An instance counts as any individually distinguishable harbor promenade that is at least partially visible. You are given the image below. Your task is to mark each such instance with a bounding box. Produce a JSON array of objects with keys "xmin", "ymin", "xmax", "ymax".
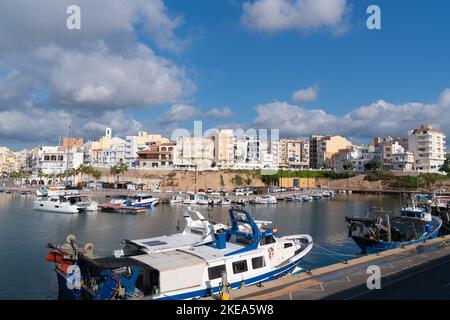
[{"xmin": 205, "ymin": 235, "xmax": 450, "ymax": 300}]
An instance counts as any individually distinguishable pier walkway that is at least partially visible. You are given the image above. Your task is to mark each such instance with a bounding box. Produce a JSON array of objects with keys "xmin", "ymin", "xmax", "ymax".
[{"xmin": 205, "ymin": 235, "xmax": 450, "ymax": 300}]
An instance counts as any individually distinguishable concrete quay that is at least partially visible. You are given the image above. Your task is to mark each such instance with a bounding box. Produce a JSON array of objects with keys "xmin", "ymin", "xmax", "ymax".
[{"xmin": 205, "ymin": 235, "xmax": 450, "ymax": 300}]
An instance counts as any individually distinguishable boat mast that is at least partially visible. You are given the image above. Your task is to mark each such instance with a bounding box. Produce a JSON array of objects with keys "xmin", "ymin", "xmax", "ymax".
[
  {"xmin": 386, "ymin": 213, "xmax": 391, "ymax": 242},
  {"xmin": 65, "ymin": 123, "xmax": 72, "ymax": 187}
]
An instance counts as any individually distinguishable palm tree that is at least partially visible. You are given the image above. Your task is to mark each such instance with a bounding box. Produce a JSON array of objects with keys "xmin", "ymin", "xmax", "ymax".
[
  {"xmin": 110, "ymin": 163, "xmax": 128, "ymax": 182},
  {"xmin": 77, "ymin": 164, "xmax": 91, "ymax": 187},
  {"xmin": 110, "ymin": 165, "xmax": 120, "ymax": 182},
  {"xmin": 91, "ymin": 169, "xmax": 102, "ymax": 181}
]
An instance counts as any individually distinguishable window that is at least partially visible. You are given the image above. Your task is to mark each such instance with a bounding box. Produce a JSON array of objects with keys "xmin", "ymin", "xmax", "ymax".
[
  {"xmin": 208, "ymin": 265, "xmax": 226, "ymax": 280},
  {"xmin": 236, "ymin": 236, "xmax": 252, "ymax": 245},
  {"xmin": 232, "ymin": 260, "xmax": 248, "ymax": 274},
  {"xmin": 284, "ymin": 243, "xmax": 293, "ymax": 249},
  {"xmin": 252, "ymin": 256, "xmax": 265, "ymax": 270},
  {"xmin": 260, "ymin": 236, "xmax": 276, "ymax": 246}
]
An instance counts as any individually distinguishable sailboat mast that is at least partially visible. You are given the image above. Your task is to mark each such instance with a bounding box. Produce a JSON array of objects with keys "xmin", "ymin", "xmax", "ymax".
[{"xmin": 65, "ymin": 124, "xmax": 72, "ymax": 186}]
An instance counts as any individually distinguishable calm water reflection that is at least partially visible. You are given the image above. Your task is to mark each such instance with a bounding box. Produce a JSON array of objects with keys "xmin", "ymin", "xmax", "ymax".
[{"xmin": 0, "ymin": 193, "xmax": 401, "ymax": 299}]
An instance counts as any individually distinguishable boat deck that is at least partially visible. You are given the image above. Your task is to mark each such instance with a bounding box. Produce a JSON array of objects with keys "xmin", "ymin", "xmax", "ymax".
[
  {"xmin": 130, "ymin": 233, "xmax": 205, "ymax": 253},
  {"xmin": 179, "ymin": 241, "xmax": 265, "ymax": 262}
]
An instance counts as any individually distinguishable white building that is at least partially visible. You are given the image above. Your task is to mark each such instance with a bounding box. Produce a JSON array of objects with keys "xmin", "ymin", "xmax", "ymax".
[
  {"xmin": 332, "ymin": 144, "xmax": 376, "ymax": 171},
  {"xmin": 408, "ymin": 124, "xmax": 446, "ymax": 172},
  {"xmin": 234, "ymin": 139, "xmax": 248, "ymax": 165},
  {"xmin": 245, "ymin": 136, "xmax": 260, "ymax": 164},
  {"xmin": 391, "ymin": 152, "xmax": 415, "ymax": 172},
  {"xmin": 379, "ymin": 139, "xmax": 406, "ymax": 170},
  {"xmin": 31, "ymin": 146, "xmax": 83, "ymax": 176},
  {"xmin": 84, "ymin": 128, "xmax": 126, "ymax": 168},
  {"xmin": 173, "ymin": 137, "xmax": 215, "ymax": 170}
]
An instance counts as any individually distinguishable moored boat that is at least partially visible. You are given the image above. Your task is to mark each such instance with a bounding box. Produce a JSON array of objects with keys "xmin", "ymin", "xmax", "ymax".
[
  {"xmin": 345, "ymin": 197, "xmax": 442, "ymax": 254},
  {"xmin": 250, "ymin": 195, "xmax": 277, "ymax": 204},
  {"xmin": 311, "ymin": 194, "xmax": 321, "ymax": 200},
  {"xmin": 34, "ymin": 194, "xmax": 98, "ymax": 214},
  {"xmin": 34, "ymin": 195, "xmax": 81, "ymax": 214},
  {"xmin": 170, "ymin": 195, "xmax": 184, "ymax": 204},
  {"xmin": 45, "ymin": 207, "xmax": 313, "ymax": 300},
  {"xmin": 117, "ymin": 194, "xmax": 159, "ymax": 208}
]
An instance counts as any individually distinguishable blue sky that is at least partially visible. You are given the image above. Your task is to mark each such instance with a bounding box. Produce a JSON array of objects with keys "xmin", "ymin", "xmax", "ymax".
[{"xmin": 1, "ymin": 0, "xmax": 450, "ymax": 150}]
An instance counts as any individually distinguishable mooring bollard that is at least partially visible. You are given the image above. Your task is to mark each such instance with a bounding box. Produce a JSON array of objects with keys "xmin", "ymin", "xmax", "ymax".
[{"xmin": 219, "ymin": 272, "xmax": 231, "ymax": 300}]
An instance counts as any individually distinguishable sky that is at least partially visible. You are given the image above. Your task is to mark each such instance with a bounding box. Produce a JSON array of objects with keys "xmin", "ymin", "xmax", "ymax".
[{"xmin": 0, "ymin": 0, "xmax": 450, "ymax": 150}]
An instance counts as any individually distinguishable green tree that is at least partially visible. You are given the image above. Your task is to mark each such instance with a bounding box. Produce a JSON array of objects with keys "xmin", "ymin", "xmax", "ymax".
[
  {"xmin": 110, "ymin": 163, "xmax": 128, "ymax": 182},
  {"xmin": 343, "ymin": 162, "xmax": 354, "ymax": 171},
  {"xmin": 439, "ymin": 159, "xmax": 450, "ymax": 174},
  {"xmin": 364, "ymin": 160, "xmax": 381, "ymax": 172},
  {"xmin": 231, "ymin": 175, "xmax": 244, "ymax": 186},
  {"xmin": 91, "ymin": 169, "xmax": 102, "ymax": 181}
]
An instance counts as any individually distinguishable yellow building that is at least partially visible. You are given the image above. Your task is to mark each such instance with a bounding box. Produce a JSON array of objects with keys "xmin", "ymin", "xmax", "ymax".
[
  {"xmin": 310, "ymin": 135, "xmax": 352, "ymax": 169},
  {"xmin": 0, "ymin": 147, "xmax": 22, "ymax": 174},
  {"xmin": 214, "ymin": 129, "xmax": 235, "ymax": 168}
]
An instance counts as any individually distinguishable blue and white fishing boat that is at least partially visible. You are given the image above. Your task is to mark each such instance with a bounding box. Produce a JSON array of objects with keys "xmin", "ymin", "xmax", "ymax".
[
  {"xmin": 345, "ymin": 196, "xmax": 442, "ymax": 254},
  {"xmin": 111, "ymin": 194, "xmax": 159, "ymax": 208},
  {"xmin": 45, "ymin": 207, "xmax": 313, "ymax": 300}
]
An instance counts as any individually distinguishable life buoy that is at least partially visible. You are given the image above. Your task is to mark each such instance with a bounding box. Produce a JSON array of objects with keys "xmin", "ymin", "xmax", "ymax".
[{"xmin": 268, "ymin": 247, "xmax": 274, "ymax": 259}]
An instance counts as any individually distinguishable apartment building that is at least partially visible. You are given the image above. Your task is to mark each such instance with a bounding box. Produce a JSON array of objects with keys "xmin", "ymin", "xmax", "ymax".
[
  {"xmin": 137, "ymin": 143, "xmax": 175, "ymax": 169},
  {"xmin": 84, "ymin": 128, "xmax": 126, "ymax": 168},
  {"xmin": 31, "ymin": 146, "xmax": 83, "ymax": 175},
  {"xmin": 173, "ymin": 137, "xmax": 215, "ymax": 170},
  {"xmin": 125, "ymin": 131, "xmax": 170, "ymax": 167},
  {"xmin": 279, "ymin": 139, "xmax": 309, "ymax": 169},
  {"xmin": 309, "ymin": 135, "xmax": 352, "ymax": 169},
  {"xmin": 332, "ymin": 144, "xmax": 375, "ymax": 171},
  {"xmin": 0, "ymin": 147, "xmax": 22, "ymax": 174},
  {"xmin": 408, "ymin": 124, "xmax": 446, "ymax": 172},
  {"xmin": 213, "ymin": 129, "xmax": 235, "ymax": 169}
]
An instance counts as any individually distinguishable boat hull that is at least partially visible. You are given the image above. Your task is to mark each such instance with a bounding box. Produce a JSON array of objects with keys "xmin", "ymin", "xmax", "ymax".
[
  {"xmin": 56, "ymin": 251, "xmax": 308, "ymax": 301},
  {"xmin": 33, "ymin": 201, "xmax": 79, "ymax": 214},
  {"xmin": 351, "ymin": 218, "xmax": 442, "ymax": 254}
]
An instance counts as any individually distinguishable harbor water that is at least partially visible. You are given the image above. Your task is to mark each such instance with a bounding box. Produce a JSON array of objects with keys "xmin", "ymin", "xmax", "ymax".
[{"xmin": 0, "ymin": 193, "xmax": 402, "ymax": 300}]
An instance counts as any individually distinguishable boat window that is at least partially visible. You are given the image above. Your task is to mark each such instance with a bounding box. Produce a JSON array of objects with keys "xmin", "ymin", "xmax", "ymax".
[
  {"xmin": 208, "ymin": 265, "xmax": 226, "ymax": 280},
  {"xmin": 284, "ymin": 243, "xmax": 293, "ymax": 249},
  {"xmin": 236, "ymin": 236, "xmax": 252, "ymax": 245},
  {"xmin": 251, "ymin": 256, "xmax": 265, "ymax": 270},
  {"xmin": 232, "ymin": 260, "xmax": 248, "ymax": 274},
  {"xmin": 260, "ymin": 236, "xmax": 276, "ymax": 246}
]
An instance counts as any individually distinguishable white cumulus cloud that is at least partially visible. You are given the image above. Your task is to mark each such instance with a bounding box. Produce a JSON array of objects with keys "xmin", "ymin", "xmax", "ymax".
[
  {"xmin": 40, "ymin": 44, "xmax": 195, "ymax": 108},
  {"xmin": 292, "ymin": 86, "xmax": 319, "ymax": 102},
  {"xmin": 241, "ymin": 0, "xmax": 350, "ymax": 34},
  {"xmin": 158, "ymin": 104, "xmax": 200, "ymax": 124},
  {"xmin": 206, "ymin": 106, "xmax": 235, "ymax": 118},
  {"xmin": 253, "ymin": 88, "xmax": 450, "ymax": 140}
]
